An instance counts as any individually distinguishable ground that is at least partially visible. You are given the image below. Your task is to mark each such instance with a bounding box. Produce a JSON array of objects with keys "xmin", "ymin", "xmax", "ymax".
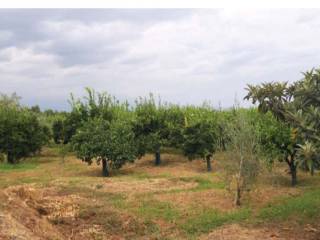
[{"xmin": 0, "ymin": 147, "xmax": 319, "ymax": 240}]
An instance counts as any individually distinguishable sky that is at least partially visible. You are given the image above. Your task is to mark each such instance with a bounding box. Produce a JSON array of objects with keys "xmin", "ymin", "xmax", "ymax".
[{"xmin": 1, "ymin": 9, "xmax": 320, "ymax": 110}]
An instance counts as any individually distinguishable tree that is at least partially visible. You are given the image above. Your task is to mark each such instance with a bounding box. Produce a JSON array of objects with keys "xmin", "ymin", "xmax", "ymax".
[
  {"xmin": 255, "ymin": 112, "xmax": 300, "ymax": 186},
  {"xmin": 71, "ymin": 118, "xmax": 137, "ymax": 177},
  {"xmin": 52, "ymin": 119, "xmax": 64, "ymax": 144},
  {"xmin": 30, "ymin": 105, "xmax": 41, "ymax": 113},
  {"xmin": 223, "ymin": 108, "xmax": 260, "ymax": 206},
  {"xmin": 180, "ymin": 104, "xmax": 219, "ymax": 171},
  {"xmin": 297, "ymin": 141, "xmax": 317, "ymax": 176},
  {"xmin": 68, "ymin": 88, "xmax": 136, "ymax": 176},
  {"xmin": 245, "ymin": 67, "xmax": 320, "ymax": 185},
  {"xmin": 133, "ymin": 95, "xmax": 166, "ymax": 166},
  {"xmin": 245, "ymin": 82, "xmax": 301, "ymax": 186},
  {"xmin": 0, "ymin": 94, "xmax": 49, "ymax": 164},
  {"xmin": 63, "ymin": 88, "xmax": 129, "ymax": 144},
  {"xmin": 182, "ymin": 117, "xmax": 217, "ymax": 172}
]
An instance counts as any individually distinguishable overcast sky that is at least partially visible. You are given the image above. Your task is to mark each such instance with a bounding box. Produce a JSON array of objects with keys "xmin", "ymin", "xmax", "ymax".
[{"xmin": 1, "ymin": 9, "xmax": 320, "ymax": 110}]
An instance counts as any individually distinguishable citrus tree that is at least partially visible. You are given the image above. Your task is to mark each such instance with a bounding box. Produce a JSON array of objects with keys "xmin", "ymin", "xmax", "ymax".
[
  {"xmin": 182, "ymin": 105, "xmax": 218, "ymax": 171},
  {"xmin": 0, "ymin": 94, "xmax": 49, "ymax": 164},
  {"xmin": 71, "ymin": 118, "xmax": 136, "ymax": 177},
  {"xmin": 133, "ymin": 95, "xmax": 185, "ymax": 166},
  {"xmin": 69, "ymin": 88, "xmax": 137, "ymax": 176}
]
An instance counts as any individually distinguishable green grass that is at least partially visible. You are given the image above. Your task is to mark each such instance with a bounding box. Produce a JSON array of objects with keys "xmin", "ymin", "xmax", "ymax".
[
  {"xmin": 0, "ymin": 162, "xmax": 39, "ymax": 171},
  {"xmin": 137, "ymin": 199, "xmax": 180, "ymax": 222},
  {"xmin": 175, "ymin": 176, "xmax": 225, "ymax": 192},
  {"xmin": 181, "ymin": 207, "xmax": 251, "ymax": 236},
  {"xmin": 258, "ymin": 189, "xmax": 320, "ymax": 220}
]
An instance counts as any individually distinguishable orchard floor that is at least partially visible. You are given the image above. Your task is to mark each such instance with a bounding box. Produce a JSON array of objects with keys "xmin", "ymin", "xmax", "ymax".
[{"xmin": 0, "ymin": 147, "xmax": 320, "ymax": 240}]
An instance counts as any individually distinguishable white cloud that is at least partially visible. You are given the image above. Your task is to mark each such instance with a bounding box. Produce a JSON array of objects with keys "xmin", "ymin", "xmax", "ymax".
[{"xmin": 1, "ymin": 9, "xmax": 320, "ymax": 110}]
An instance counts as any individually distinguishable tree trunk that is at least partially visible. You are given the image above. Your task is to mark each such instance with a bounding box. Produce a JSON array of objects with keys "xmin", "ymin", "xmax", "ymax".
[
  {"xmin": 290, "ymin": 163, "xmax": 297, "ymax": 186},
  {"xmin": 102, "ymin": 159, "xmax": 109, "ymax": 177},
  {"xmin": 234, "ymin": 182, "xmax": 241, "ymax": 206},
  {"xmin": 235, "ymin": 149, "xmax": 244, "ymax": 206},
  {"xmin": 155, "ymin": 149, "xmax": 161, "ymax": 166},
  {"xmin": 310, "ymin": 161, "xmax": 314, "ymax": 176},
  {"xmin": 285, "ymin": 153, "xmax": 298, "ymax": 187},
  {"xmin": 7, "ymin": 152, "xmax": 15, "ymax": 164},
  {"xmin": 221, "ymin": 139, "xmax": 226, "ymax": 151},
  {"xmin": 206, "ymin": 155, "xmax": 212, "ymax": 172}
]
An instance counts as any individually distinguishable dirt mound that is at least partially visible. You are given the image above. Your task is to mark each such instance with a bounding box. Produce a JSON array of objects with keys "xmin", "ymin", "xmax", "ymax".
[
  {"xmin": 0, "ymin": 185, "xmax": 159, "ymax": 240},
  {"xmin": 0, "ymin": 185, "xmax": 82, "ymax": 240}
]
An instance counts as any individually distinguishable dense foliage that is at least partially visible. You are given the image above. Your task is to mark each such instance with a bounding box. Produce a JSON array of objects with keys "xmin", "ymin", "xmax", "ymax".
[
  {"xmin": 0, "ymin": 94, "xmax": 50, "ymax": 164},
  {"xmin": 133, "ymin": 95, "xmax": 185, "ymax": 165},
  {"xmin": 68, "ymin": 88, "xmax": 137, "ymax": 176},
  {"xmin": 245, "ymin": 67, "xmax": 320, "ymax": 185},
  {"xmin": 182, "ymin": 106, "xmax": 218, "ymax": 171},
  {"xmin": 71, "ymin": 118, "xmax": 136, "ymax": 176}
]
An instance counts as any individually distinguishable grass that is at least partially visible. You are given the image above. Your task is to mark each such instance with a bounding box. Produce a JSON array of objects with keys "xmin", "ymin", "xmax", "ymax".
[
  {"xmin": 191, "ymin": 176, "xmax": 225, "ymax": 191},
  {"xmin": 137, "ymin": 199, "xmax": 180, "ymax": 222},
  {"xmin": 0, "ymin": 162, "xmax": 39, "ymax": 171},
  {"xmin": 258, "ymin": 189, "xmax": 320, "ymax": 220},
  {"xmin": 1, "ymin": 148, "xmax": 320, "ymax": 239},
  {"xmin": 166, "ymin": 176, "xmax": 225, "ymax": 194},
  {"xmin": 181, "ymin": 207, "xmax": 251, "ymax": 236}
]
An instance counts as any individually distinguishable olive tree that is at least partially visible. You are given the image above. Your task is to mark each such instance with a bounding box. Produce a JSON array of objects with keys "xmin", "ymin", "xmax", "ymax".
[{"xmin": 223, "ymin": 108, "xmax": 261, "ymax": 206}]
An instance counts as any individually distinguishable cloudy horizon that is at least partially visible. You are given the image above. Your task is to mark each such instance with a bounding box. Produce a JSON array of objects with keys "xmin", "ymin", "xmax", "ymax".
[{"xmin": 0, "ymin": 9, "xmax": 320, "ymax": 110}]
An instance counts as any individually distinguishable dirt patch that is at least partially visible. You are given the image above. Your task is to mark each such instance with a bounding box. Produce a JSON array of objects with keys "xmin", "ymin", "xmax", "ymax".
[
  {"xmin": 199, "ymin": 223, "xmax": 320, "ymax": 240},
  {"xmin": 201, "ymin": 223, "xmax": 320, "ymax": 240}
]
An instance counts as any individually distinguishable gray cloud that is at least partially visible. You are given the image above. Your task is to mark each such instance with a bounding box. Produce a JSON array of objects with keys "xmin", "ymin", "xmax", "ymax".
[{"xmin": 0, "ymin": 9, "xmax": 320, "ymax": 110}]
